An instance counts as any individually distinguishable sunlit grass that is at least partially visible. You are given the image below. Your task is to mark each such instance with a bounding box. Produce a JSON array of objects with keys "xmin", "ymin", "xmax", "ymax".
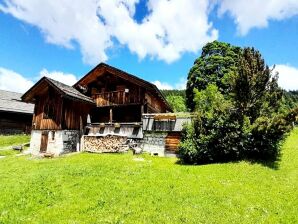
[{"xmin": 0, "ymin": 130, "xmax": 297, "ymax": 223}]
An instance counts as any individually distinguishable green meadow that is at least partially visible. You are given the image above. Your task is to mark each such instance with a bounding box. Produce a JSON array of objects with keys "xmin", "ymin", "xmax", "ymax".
[{"xmin": 0, "ymin": 130, "xmax": 297, "ymax": 223}]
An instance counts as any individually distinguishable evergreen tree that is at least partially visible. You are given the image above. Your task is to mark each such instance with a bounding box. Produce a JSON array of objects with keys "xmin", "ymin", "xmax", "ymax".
[{"xmin": 186, "ymin": 41, "xmax": 241, "ymax": 111}]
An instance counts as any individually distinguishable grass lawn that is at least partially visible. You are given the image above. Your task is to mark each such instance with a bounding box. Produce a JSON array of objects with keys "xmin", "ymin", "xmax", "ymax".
[
  {"xmin": 0, "ymin": 130, "xmax": 297, "ymax": 223},
  {"xmin": 0, "ymin": 134, "xmax": 30, "ymax": 156},
  {"xmin": 0, "ymin": 134, "xmax": 30, "ymax": 149}
]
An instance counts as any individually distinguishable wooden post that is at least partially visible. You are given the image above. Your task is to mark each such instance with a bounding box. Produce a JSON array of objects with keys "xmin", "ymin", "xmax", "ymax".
[
  {"xmin": 109, "ymin": 108, "xmax": 113, "ymax": 123},
  {"xmin": 141, "ymin": 105, "xmax": 144, "ymax": 115}
]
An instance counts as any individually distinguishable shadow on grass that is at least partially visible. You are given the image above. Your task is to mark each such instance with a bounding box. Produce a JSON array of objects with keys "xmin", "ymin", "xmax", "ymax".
[
  {"xmin": 245, "ymin": 157, "xmax": 280, "ymax": 170},
  {"xmin": 175, "ymin": 156, "xmax": 281, "ymax": 170}
]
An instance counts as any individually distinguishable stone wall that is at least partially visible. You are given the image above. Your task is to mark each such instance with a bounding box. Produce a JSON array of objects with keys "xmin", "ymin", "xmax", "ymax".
[
  {"xmin": 29, "ymin": 130, "xmax": 42, "ymax": 155},
  {"xmin": 140, "ymin": 132, "xmax": 167, "ymax": 156},
  {"xmin": 29, "ymin": 130, "xmax": 80, "ymax": 156}
]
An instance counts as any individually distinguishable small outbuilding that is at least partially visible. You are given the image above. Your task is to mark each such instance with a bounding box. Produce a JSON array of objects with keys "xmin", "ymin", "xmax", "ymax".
[
  {"xmin": 0, "ymin": 90, "xmax": 34, "ymax": 134},
  {"xmin": 22, "ymin": 77, "xmax": 95, "ymax": 155}
]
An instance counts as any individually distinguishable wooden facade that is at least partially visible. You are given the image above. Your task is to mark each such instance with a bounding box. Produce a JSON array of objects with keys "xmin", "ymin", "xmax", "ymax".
[
  {"xmin": 20, "ymin": 63, "xmax": 177, "ymax": 156},
  {"xmin": 74, "ymin": 63, "xmax": 172, "ymax": 123},
  {"xmin": 22, "ymin": 63, "xmax": 171, "ymax": 131},
  {"xmin": 22, "ymin": 77, "xmax": 95, "ymax": 131},
  {"xmin": 0, "ymin": 111, "xmax": 32, "ymax": 134},
  {"xmin": 0, "ymin": 90, "xmax": 34, "ymax": 134}
]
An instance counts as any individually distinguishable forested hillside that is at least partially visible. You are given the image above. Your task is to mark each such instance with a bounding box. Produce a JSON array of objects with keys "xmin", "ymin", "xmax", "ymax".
[{"xmin": 161, "ymin": 89, "xmax": 298, "ymax": 113}]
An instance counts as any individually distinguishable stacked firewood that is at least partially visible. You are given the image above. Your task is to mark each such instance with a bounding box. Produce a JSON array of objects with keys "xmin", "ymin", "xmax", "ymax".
[{"xmin": 83, "ymin": 135, "xmax": 129, "ymax": 153}]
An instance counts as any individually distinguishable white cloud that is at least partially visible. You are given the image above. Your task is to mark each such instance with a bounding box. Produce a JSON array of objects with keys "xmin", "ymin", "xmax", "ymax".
[
  {"xmin": 218, "ymin": 0, "xmax": 298, "ymax": 35},
  {"xmin": 152, "ymin": 77, "xmax": 186, "ymax": 90},
  {"xmin": 98, "ymin": 0, "xmax": 218, "ymax": 63},
  {"xmin": 274, "ymin": 64, "xmax": 298, "ymax": 91},
  {"xmin": 0, "ymin": 0, "xmax": 217, "ymax": 64},
  {"xmin": 0, "ymin": 67, "xmax": 34, "ymax": 93},
  {"xmin": 0, "ymin": 0, "xmax": 111, "ymax": 65},
  {"xmin": 152, "ymin": 80, "xmax": 174, "ymax": 90},
  {"xmin": 39, "ymin": 69, "xmax": 77, "ymax": 86},
  {"xmin": 0, "ymin": 67, "xmax": 77, "ymax": 93}
]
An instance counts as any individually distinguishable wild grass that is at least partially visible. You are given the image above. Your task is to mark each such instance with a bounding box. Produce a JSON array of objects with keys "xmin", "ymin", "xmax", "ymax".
[{"xmin": 0, "ymin": 130, "xmax": 297, "ymax": 223}]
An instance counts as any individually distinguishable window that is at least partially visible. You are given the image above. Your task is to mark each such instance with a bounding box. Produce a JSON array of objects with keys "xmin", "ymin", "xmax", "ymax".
[
  {"xmin": 51, "ymin": 131, "xmax": 55, "ymax": 140},
  {"xmin": 44, "ymin": 103, "xmax": 55, "ymax": 120},
  {"xmin": 153, "ymin": 120, "xmax": 175, "ymax": 131}
]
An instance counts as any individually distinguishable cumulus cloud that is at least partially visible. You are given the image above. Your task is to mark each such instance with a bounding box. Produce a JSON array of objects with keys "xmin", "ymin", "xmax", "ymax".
[
  {"xmin": 39, "ymin": 69, "xmax": 78, "ymax": 86},
  {"xmin": 274, "ymin": 64, "xmax": 298, "ymax": 91},
  {"xmin": 0, "ymin": 67, "xmax": 34, "ymax": 93},
  {"xmin": 0, "ymin": 0, "xmax": 111, "ymax": 65},
  {"xmin": 218, "ymin": 0, "xmax": 298, "ymax": 35},
  {"xmin": 0, "ymin": 67, "xmax": 77, "ymax": 93},
  {"xmin": 152, "ymin": 77, "xmax": 186, "ymax": 90},
  {"xmin": 0, "ymin": 0, "xmax": 217, "ymax": 64}
]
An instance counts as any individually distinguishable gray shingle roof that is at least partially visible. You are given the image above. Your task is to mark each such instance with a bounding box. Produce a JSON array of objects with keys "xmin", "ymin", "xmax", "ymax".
[
  {"xmin": 46, "ymin": 77, "xmax": 94, "ymax": 104},
  {"xmin": 0, "ymin": 90, "xmax": 34, "ymax": 114}
]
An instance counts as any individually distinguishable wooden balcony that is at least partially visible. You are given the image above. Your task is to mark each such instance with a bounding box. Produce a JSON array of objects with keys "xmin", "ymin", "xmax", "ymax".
[{"xmin": 92, "ymin": 91, "xmax": 142, "ymax": 107}]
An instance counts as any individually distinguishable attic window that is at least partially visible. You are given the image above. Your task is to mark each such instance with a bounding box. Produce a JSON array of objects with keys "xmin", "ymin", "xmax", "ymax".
[{"xmin": 44, "ymin": 104, "xmax": 55, "ymax": 120}]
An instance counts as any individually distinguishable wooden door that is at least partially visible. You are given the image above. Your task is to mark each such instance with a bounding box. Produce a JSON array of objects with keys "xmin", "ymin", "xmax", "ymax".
[
  {"xmin": 165, "ymin": 132, "xmax": 181, "ymax": 153},
  {"xmin": 40, "ymin": 131, "xmax": 48, "ymax": 152}
]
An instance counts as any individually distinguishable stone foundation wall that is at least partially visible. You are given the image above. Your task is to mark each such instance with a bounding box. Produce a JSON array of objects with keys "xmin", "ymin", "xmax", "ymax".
[
  {"xmin": 61, "ymin": 130, "xmax": 80, "ymax": 154},
  {"xmin": 29, "ymin": 130, "xmax": 42, "ymax": 154},
  {"xmin": 29, "ymin": 130, "xmax": 80, "ymax": 156},
  {"xmin": 140, "ymin": 132, "xmax": 167, "ymax": 156}
]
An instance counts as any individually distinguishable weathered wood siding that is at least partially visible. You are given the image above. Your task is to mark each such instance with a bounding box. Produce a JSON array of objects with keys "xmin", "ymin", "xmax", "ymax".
[
  {"xmin": 165, "ymin": 132, "xmax": 181, "ymax": 152},
  {"xmin": 32, "ymin": 86, "xmax": 91, "ymax": 130},
  {"xmin": 33, "ymin": 88, "xmax": 63, "ymax": 130},
  {"xmin": 62, "ymin": 99, "xmax": 90, "ymax": 130},
  {"xmin": 0, "ymin": 111, "xmax": 32, "ymax": 134},
  {"xmin": 145, "ymin": 93, "xmax": 166, "ymax": 113}
]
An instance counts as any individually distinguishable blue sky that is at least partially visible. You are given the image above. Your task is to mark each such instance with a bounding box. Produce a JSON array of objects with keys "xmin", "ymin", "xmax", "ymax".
[{"xmin": 0, "ymin": 0, "xmax": 298, "ymax": 93}]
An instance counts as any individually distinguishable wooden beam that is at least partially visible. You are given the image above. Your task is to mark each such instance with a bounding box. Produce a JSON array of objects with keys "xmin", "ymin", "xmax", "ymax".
[
  {"xmin": 109, "ymin": 108, "xmax": 113, "ymax": 123},
  {"xmin": 154, "ymin": 114, "xmax": 176, "ymax": 120},
  {"xmin": 141, "ymin": 105, "xmax": 144, "ymax": 115}
]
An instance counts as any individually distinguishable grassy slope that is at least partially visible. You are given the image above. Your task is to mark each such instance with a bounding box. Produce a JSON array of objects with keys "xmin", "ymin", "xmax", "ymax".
[
  {"xmin": 0, "ymin": 135, "xmax": 30, "ymax": 156},
  {"xmin": 0, "ymin": 130, "xmax": 297, "ymax": 223},
  {"xmin": 0, "ymin": 135, "xmax": 30, "ymax": 148}
]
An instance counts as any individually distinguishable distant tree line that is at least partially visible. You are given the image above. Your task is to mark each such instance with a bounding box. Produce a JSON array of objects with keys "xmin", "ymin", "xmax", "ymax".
[
  {"xmin": 162, "ymin": 89, "xmax": 298, "ymax": 113},
  {"xmin": 161, "ymin": 90, "xmax": 187, "ymax": 112}
]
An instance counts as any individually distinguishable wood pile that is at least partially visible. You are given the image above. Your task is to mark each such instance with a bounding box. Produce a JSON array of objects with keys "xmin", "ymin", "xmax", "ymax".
[{"xmin": 83, "ymin": 135, "xmax": 129, "ymax": 153}]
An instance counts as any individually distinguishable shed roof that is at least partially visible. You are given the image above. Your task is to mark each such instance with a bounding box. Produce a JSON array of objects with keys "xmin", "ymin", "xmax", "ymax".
[
  {"xmin": 22, "ymin": 77, "xmax": 95, "ymax": 104},
  {"xmin": 0, "ymin": 89, "xmax": 34, "ymax": 114}
]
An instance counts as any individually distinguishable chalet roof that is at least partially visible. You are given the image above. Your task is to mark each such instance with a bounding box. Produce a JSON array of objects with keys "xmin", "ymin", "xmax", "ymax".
[
  {"xmin": 0, "ymin": 89, "xmax": 34, "ymax": 114},
  {"xmin": 22, "ymin": 77, "xmax": 95, "ymax": 104},
  {"xmin": 74, "ymin": 63, "xmax": 172, "ymax": 112}
]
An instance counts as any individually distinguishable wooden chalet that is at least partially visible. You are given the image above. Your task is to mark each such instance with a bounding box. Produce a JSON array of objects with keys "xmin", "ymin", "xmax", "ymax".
[{"xmin": 22, "ymin": 63, "xmax": 172, "ymax": 156}]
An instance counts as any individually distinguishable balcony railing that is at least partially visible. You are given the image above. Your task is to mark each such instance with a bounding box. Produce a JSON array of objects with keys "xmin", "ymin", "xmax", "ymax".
[{"xmin": 92, "ymin": 90, "xmax": 142, "ymax": 107}]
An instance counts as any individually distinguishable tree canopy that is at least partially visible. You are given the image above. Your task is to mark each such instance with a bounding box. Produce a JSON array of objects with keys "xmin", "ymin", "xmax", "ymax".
[{"xmin": 186, "ymin": 41, "xmax": 241, "ymax": 111}]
